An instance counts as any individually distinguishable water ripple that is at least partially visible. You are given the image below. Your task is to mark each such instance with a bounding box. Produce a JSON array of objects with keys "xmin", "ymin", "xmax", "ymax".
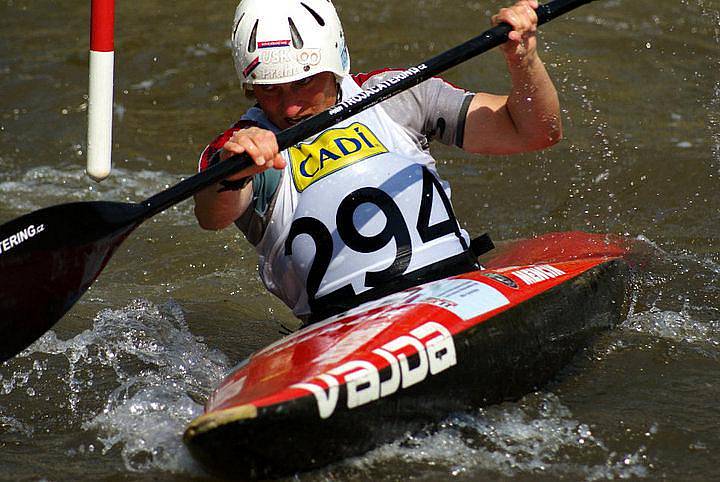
[
  {"xmin": 331, "ymin": 393, "xmax": 649, "ymax": 480},
  {"xmin": 0, "ymin": 165, "xmax": 193, "ymax": 222},
  {"xmin": 4, "ymin": 299, "xmax": 229, "ymax": 476}
]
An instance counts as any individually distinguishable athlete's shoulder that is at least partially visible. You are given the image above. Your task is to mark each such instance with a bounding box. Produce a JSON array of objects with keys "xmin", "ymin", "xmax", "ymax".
[
  {"xmin": 351, "ymin": 69, "xmax": 466, "ymax": 92},
  {"xmin": 351, "ymin": 69, "xmax": 398, "ymax": 88}
]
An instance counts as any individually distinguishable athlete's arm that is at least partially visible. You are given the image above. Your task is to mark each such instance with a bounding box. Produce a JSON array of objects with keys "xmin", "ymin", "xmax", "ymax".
[
  {"xmin": 462, "ymin": 0, "xmax": 562, "ymax": 155},
  {"xmin": 193, "ymin": 127, "xmax": 286, "ymax": 230}
]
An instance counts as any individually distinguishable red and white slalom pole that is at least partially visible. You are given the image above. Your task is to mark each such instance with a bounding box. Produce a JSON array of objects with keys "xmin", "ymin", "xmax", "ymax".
[{"xmin": 87, "ymin": 0, "xmax": 115, "ymax": 181}]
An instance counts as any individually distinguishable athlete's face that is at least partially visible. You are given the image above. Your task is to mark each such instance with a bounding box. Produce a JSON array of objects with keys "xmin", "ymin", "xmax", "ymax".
[{"xmin": 253, "ymin": 72, "xmax": 338, "ymax": 130}]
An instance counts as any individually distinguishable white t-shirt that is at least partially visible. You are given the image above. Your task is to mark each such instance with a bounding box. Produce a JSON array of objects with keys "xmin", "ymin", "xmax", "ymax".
[{"xmin": 198, "ymin": 71, "xmax": 476, "ymax": 319}]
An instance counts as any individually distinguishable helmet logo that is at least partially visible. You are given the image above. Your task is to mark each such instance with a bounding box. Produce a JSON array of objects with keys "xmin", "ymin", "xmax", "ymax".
[
  {"xmin": 242, "ymin": 57, "xmax": 261, "ymax": 78},
  {"xmin": 297, "ymin": 49, "xmax": 322, "ymax": 67},
  {"xmin": 258, "ymin": 39, "xmax": 292, "ymax": 49},
  {"xmin": 340, "ymin": 46, "xmax": 349, "ymax": 71},
  {"xmin": 261, "ymin": 49, "xmax": 293, "ymax": 65},
  {"xmin": 265, "ymin": 65, "xmax": 302, "ymax": 80}
]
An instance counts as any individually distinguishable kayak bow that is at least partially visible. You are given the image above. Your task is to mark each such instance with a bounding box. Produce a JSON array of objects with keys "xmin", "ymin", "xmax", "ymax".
[{"xmin": 184, "ymin": 231, "xmax": 631, "ymax": 478}]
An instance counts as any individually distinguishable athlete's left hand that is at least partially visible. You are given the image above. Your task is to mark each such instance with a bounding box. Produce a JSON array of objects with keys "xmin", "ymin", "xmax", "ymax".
[{"xmin": 492, "ymin": 0, "xmax": 539, "ymax": 64}]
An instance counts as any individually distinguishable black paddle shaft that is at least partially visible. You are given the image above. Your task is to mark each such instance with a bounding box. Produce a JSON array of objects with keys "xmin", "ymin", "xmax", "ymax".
[{"xmin": 0, "ymin": 0, "xmax": 595, "ymax": 363}]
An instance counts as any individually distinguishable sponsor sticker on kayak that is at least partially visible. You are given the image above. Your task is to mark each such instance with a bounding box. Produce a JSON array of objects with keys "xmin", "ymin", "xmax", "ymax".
[
  {"xmin": 255, "ymin": 278, "xmax": 509, "ymax": 360},
  {"xmin": 325, "ymin": 278, "xmax": 510, "ymax": 323},
  {"xmin": 291, "ymin": 321, "xmax": 456, "ymax": 419},
  {"xmin": 481, "ymin": 272, "xmax": 519, "ymax": 289},
  {"xmin": 402, "ymin": 278, "xmax": 510, "ymax": 319},
  {"xmin": 511, "ymin": 264, "xmax": 566, "ymax": 285}
]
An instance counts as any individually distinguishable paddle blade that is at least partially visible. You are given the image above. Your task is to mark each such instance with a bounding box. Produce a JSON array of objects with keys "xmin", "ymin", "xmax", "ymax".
[{"xmin": 0, "ymin": 201, "xmax": 145, "ymax": 362}]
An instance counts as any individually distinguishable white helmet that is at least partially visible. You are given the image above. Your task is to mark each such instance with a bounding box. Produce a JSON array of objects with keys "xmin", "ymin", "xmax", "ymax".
[{"xmin": 231, "ymin": 0, "xmax": 350, "ymax": 88}]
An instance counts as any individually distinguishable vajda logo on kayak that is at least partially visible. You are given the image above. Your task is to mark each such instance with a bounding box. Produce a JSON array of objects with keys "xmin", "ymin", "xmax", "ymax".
[{"xmin": 291, "ymin": 321, "xmax": 456, "ymax": 419}]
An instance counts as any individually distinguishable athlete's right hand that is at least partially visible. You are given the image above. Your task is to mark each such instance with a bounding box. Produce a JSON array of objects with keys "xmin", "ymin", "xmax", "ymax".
[
  {"xmin": 220, "ymin": 127, "xmax": 287, "ymax": 181},
  {"xmin": 194, "ymin": 127, "xmax": 286, "ymax": 230}
]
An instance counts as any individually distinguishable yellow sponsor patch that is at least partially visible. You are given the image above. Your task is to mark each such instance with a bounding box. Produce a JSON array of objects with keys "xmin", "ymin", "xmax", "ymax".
[{"xmin": 290, "ymin": 122, "xmax": 388, "ymax": 192}]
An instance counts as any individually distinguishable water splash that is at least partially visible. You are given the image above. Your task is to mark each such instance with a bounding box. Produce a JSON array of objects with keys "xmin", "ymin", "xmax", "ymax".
[
  {"xmin": 624, "ymin": 308, "xmax": 720, "ymax": 355},
  {"xmin": 86, "ymin": 381, "xmax": 204, "ymax": 474},
  {"xmin": 684, "ymin": 0, "xmax": 720, "ymax": 172},
  {"xmin": 0, "ymin": 414, "xmax": 33, "ymax": 437},
  {"xmin": 5, "ymin": 299, "xmax": 229, "ymax": 476},
  {"xmin": 334, "ymin": 393, "xmax": 649, "ymax": 480},
  {"xmin": 632, "ymin": 235, "xmax": 720, "ymax": 298},
  {"xmin": 618, "ymin": 235, "xmax": 720, "ymax": 358}
]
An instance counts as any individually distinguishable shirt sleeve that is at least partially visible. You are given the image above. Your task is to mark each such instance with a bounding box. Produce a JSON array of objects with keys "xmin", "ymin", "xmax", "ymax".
[
  {"xmin": 353, "ymin": 70, "xmax": 475, "ymax": 148},
  {"xmin": 234, "ymin": 167, "xmax": 283, "ymax": 246},
  {"xmin": 197, "ymin": 119, "xmax": 284, "ymax": 245}
]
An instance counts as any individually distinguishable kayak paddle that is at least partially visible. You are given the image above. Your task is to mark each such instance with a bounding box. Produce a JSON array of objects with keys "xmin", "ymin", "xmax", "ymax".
[{"xmin": 0, "ymin": 0, "xmax": 596, "ymax": 362}]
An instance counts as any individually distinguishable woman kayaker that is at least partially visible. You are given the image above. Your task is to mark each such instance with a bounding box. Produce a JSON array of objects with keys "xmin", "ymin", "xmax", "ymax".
[{"xmin": 193, "ymin": 0, "xmax": 561, "ymax": 322}]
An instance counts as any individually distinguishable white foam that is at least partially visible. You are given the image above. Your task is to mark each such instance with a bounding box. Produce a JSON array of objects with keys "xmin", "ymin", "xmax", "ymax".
[
  {"xmin": 13, "ymin": 299, "xmax": 230, "ymax": 475},
  {"xmin": 340, "ymin": 393, "xmax": 649, "ymax": 480},
  {"xmin": 0, "ymin": 165, "xmax": 192, "ymax": 223}
]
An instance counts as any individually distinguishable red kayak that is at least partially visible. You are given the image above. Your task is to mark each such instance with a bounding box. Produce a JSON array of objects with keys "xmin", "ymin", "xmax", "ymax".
[{"xmin": 184, "ymin": 231, "xmax": 631, "ymax": 478}]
